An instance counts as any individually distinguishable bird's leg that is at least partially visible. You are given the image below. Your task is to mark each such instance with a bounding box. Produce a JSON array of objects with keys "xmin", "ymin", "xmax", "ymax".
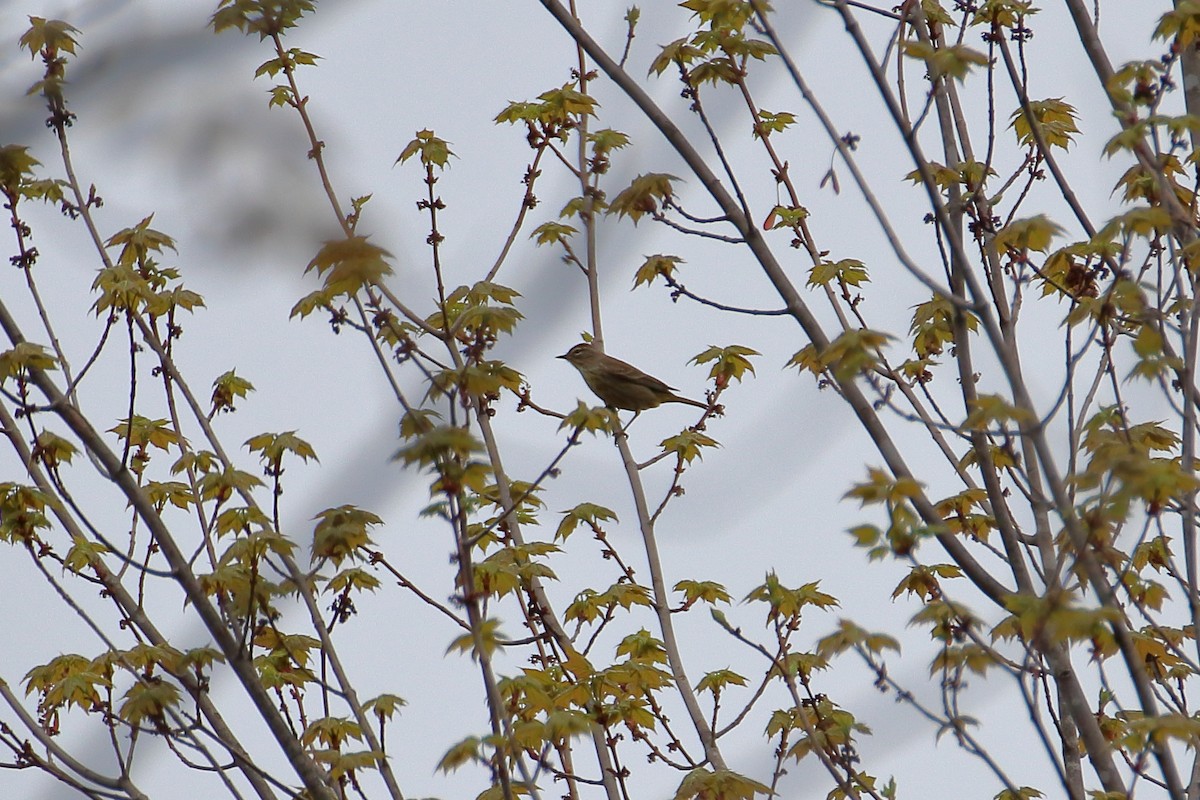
[
  {"xmin": 606, "ymin": 407, "xmax": 625, "ymax": 445},
  {"xmin": 608, "ymin": 408, "xmax": 639, "ymax": 444}
]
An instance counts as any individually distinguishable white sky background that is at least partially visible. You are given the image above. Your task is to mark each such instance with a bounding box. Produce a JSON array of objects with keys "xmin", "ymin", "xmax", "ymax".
[{"xmin": 0, "ymin": 1, "xmax": 1174, "ymax": 799}]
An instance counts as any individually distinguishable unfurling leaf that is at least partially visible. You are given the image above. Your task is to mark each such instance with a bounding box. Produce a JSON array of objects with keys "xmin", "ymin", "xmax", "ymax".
[
  {"xmin": 609, "ymin": 173, "xmax": 680, "ymax": 223},
  {"xmin": 305, "ymin": 236, "xmax": 393, "ymax": 295},
  {"xmin": 396, "ymin": 129, "xmax": 454, "ymax": 168}
]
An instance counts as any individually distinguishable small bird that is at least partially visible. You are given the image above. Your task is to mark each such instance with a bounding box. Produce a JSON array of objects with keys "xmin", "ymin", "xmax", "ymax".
[{"xmin": 558, "ymin": 341, "xmax": 708, "ymax": 412}]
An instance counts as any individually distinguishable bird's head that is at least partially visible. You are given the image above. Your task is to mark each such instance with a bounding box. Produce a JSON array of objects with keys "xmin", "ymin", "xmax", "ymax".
[{"xmin": 558, "ymin": 342, "xmax": 598, "ymax": 366}]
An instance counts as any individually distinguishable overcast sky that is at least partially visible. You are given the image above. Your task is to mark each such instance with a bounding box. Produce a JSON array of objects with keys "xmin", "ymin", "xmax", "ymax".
[{"xmin": 0, "ymin": 2, "xmax": 1172, "ymax": 799}]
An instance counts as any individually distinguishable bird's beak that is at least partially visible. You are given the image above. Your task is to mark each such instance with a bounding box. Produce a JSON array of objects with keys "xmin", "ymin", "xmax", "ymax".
[{"xmin": 556, "ymin": 353, "xmax": 568, "ymax": 360}]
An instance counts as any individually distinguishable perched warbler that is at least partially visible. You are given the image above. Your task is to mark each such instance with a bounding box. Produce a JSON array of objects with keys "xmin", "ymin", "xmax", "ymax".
[{"xmin": 558, "ymin": 342, "xmax": 707, "ymax": 412}]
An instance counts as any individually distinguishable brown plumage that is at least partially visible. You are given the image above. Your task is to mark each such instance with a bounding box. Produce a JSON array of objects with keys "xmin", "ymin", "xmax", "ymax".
[{"xmin": 558, "ymin": 342, "xmax": 707, "ymax": 412}]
